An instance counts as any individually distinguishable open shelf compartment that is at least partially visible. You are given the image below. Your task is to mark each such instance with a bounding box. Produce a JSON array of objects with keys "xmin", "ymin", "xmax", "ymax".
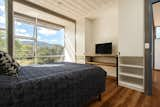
[{"xmin": 118, "ymin": 56, "xmax": 144, "ymax": 92}]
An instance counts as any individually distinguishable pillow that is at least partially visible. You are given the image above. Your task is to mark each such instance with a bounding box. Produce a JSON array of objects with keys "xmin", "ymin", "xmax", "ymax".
[{"xmin": 0, "ymin": 50, "xmax": 20, "ymax": 76}]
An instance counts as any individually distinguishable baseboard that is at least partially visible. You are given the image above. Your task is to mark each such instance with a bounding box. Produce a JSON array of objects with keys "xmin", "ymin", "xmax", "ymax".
[{"xmin": 153, "ymin": 69, "xmax": 160, "ymax": 71}]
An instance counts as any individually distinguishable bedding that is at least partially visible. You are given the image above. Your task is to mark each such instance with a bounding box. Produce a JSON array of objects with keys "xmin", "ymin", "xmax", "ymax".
[{"xmin": 0, "ymin": 62, "xmax": 106, "ymax": 107}]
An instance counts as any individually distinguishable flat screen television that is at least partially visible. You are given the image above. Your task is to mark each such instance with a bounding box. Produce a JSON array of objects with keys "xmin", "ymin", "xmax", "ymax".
[{"xmin": 96, "ymin": 43, "xmax": 112, "ymax": 54}]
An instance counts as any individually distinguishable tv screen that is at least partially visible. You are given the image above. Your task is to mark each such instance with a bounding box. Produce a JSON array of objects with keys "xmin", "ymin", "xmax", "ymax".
[{"xmin": 96, "ymin": 43, "xmax": 112, "ymax": 54}]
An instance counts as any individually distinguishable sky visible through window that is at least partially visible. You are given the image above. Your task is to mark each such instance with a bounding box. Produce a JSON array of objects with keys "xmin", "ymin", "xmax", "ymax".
[
  {"xmin": 37, "ymin": 27, "xmax": 64, "ymax": 46},
  {"xmin": 15, "ymin": 21, "xmax": 34, "ymax": 37},
  {"xmin": 0, "ymin": 0, "xmax": 64, "ymax": 46},
  {"xmin": 156, "ymin": 27, "xmax": 160, "ymax": 39},
  {"xmin": 15, "ymin": 21, "xmax": 64, "ymax": 46},
  {"xmin": 0, "ymin": 0, "xmax": 5, "ymax": 28}
]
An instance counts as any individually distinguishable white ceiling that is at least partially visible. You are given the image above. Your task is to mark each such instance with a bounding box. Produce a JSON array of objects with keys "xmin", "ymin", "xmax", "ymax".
[
  {"xmin": 153, "ymin": 3, "xmax": 160, "ymax": 26},
  {"xmin": 25, "ymin": 0, "xmax": 110, "ymax": 20}
]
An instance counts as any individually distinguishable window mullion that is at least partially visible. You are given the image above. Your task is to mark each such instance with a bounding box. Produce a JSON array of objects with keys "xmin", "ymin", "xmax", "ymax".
[
  {"xmin": 6, "ymin": 0, "xmax": 14, "ymax": 57},
  {"xmin": 34, "ymin": 18, "xmax": 38, "ymax": 64},
  {"xmin": 14, "ymin": 35, "xmax": 35, "ymax": 40}
]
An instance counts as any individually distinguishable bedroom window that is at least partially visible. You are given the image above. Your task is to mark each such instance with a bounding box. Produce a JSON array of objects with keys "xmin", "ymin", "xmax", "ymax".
[
  {"xmin": 14, "ymin": 20, "xmax": 35, "ymax": 65},
  {"xmin": 37, "ymin": 26, "xmax": 64, "ymax": 64},
  {"xmin": 0, "ymin": 0, "xmax": 7, "ymax": 52},
  {"xmin": 14, "ymin": 16, "xmax": 64, "ymax": 65},
  {"xmin": 156, "ymin": 27, "xmax": 160, "ymax": 39}
]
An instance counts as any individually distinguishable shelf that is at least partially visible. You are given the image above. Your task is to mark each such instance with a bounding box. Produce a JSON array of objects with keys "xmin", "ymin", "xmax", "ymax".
[
  {"xmin": 119, "ymin": 64, "xmax": 144, "ymax": 69},
  {"xmin": 85, "ymin": 54, "xmax": 117, "ymax": 57},
  {"xmin": 86, "ymin": 61, "xmax": 116, "ymax": 67},
  {"xmin": 119, "ymin": 72, "xmax": 144, "ymax": 79},
  {"xmin": 119, "ymin": 81, "xmax": 144, "ymax": 92},
  {"xmin": 118, "ymin": 56, "xmax": 144, "ymax": 92},
  {"xmin": 119, "ymin": 56, "xmax": 144, "ymax": 66}
]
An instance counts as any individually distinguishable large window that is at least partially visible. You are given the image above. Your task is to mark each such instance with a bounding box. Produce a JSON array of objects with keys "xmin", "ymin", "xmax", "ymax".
[
  {"xmin": 14, "ymin": 20, "xmax": 35, "ymax": 65},
  {"xmin": 14, "ymin": 17, "xmax": 64, "ymax": 65},
  {"xmin": 37, "ymin": 26, "xmax": 64, "ymax": 64},
  {"xmin": 0, "ymin": 0, "xmax": 7, "ymax": 52},
  {"xmin": 156, "ymin": 27, "xmax": 160, "ymax": 39}
]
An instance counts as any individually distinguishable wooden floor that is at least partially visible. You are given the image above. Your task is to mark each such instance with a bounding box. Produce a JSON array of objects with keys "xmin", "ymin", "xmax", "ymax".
[{"xmin": 87, "ymin": 70, "xmax": 160, "ymax": 107}]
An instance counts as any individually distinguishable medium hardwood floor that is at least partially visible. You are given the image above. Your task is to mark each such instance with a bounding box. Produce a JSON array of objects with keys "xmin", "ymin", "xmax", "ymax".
[{"xmin": 87, "ymin": 70, "xmax": 160, "ymax": 107}]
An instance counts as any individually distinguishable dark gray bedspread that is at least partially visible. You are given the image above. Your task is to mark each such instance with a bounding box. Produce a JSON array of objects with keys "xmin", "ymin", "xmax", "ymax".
[{"xmin": 0, "ymin": 62, "xmax": 106, "ymax": 107}]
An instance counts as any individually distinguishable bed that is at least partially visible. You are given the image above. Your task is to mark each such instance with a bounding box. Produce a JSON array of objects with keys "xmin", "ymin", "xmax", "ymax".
[{"xmin": 0, "ymin": 62, "xmax": 106, "ymax": 107}]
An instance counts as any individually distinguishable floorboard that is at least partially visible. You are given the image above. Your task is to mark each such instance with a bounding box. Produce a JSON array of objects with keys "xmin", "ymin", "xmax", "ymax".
[{"xmin": 87, "ymin": 70, "xmax": 160, "ymax": 107}]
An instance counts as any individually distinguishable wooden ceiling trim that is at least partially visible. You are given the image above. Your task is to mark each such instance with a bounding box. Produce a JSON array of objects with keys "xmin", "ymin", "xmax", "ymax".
[
  {"xmin": 86, "ymin": 0, "xmax": 101, "ymax": 9},
  {"xmin": 93, "ymin": 0, "xmax": 103, "ymax": 7},
  {"xmin": 80, "ymin": 1, "xmax": 94, "ymax": 11},
  {"xmin": 102, "ymin": 0, "xmax": 109, "ymax": 4},
  {"xmin": 14, "ymin": 0, "xmax": 76, "ymax": 23},
  {"xmin": 84, "ymin": 0, "xmax": 97, "ymax": 9},
  {"xmin": 63, "ymin": 0, "xmax": 88, "ymax": 16},
  {"xmin": 54, "ymin": 0, "xmax": 86, "ymax": 17},
  {"xmin": 43, "ymin": 0, "xmax": 80, "ymax": 17},
  {"xmin": 66, "ymin": 0, "xmax": 90, "ymax": 14},
  {"xmin": 29, "ymin": 0, "xmax": 79, "ymax": 19},
  {"xmin": 72, "ymin": 0, "xmax": 92, "ymax": 12},
  {"xmin": 14, "ymin": 0, "xmax": 111, "ymax": 20},
  {"xmin": 65, "ymin": 0, "xmax": 89, "ymax": 15}
]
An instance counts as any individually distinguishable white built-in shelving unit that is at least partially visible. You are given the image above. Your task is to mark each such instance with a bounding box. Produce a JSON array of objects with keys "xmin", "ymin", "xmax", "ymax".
[
  {"xmin": 118, "ymin": 57, "xmax": 144, "ymax": 92},
  {"xmin": 118, "ymin": 0, "xmax": 145, "ymax": 92}
]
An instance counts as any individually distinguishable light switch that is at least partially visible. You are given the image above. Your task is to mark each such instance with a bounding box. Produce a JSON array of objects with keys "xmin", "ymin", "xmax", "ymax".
[{"xmin": 145, "ymin": 43, "xmax": 150, "ymax": 49}]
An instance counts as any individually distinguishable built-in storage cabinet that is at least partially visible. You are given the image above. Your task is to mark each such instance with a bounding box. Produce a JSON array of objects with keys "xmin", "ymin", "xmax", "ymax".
[
  {"xmin": 118, "ymin": 0, "xmax": 145, "ymax": 92},
  {"xmin": 118, "ymin": 57, "xmax": 144, "ymax": 92}
]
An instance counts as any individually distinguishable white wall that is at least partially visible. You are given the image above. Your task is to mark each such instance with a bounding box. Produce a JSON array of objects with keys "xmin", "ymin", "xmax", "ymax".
[
  {"xmin": 85, "ymin": 18, "xmax": 94, "ymax": 55},
  {"xmin": 75, "ymin": 18, "xmax": 94, "ymax": 63},
  {"xmin": 76, "ymin": 18, "xmax": 85, "ymax": 63},
  {"xmin": 155, "ymin": 39, "xmax": 160, "ymax": 69},
  {"xmin": 76, "ymin": 19, "xmax": 85, "ymax": 55},
  {"xmin": 64, "ymin": 22, "xmax": 76, "ymax": 62},
  {"xmin": 76, "ymin": 0, "xmax": 145, "ymax": 60},
  {"xmin": 88, "ymin": 0, "xmax": 119, "ymax": 55},
  {"xmin": 75, "ymin": 0, "xmax": 119, "ymax": 64}
]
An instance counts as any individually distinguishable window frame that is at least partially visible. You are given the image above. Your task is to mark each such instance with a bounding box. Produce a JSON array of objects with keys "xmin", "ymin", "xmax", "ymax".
[
  {"xmin": 14, "ymin": 16, "xmax": 65, "ymax": 65},
  {"xmin": 14, "ymin": 19, "xmax": 36, "ymax": 61}
]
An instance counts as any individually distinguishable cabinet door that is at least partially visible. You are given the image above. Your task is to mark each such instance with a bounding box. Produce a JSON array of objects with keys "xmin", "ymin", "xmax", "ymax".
[{"xmin": 118, "ymin": 0, "xmax": 144, "ymax": 57}]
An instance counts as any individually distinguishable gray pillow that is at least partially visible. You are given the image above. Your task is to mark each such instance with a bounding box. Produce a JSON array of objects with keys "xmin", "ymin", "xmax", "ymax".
[{"xmin": 0, "ymin": 50, "xmax": 20, "ymax": 76}]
